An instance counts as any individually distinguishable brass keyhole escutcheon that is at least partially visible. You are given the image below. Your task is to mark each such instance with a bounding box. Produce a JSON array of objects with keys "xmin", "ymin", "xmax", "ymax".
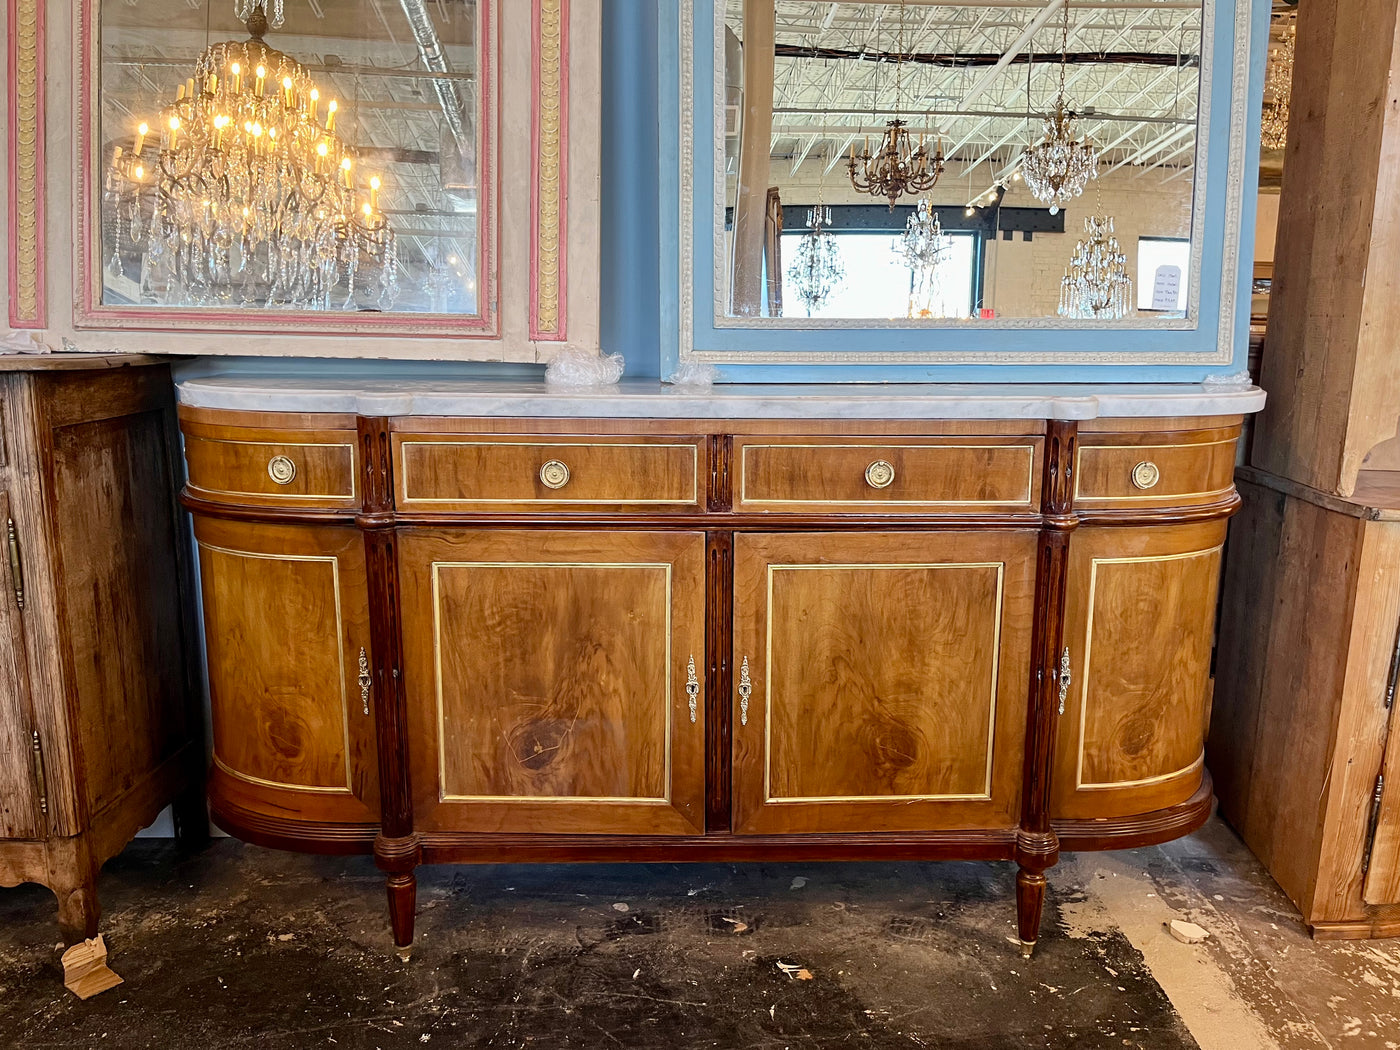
[
  {"xmin": 1131, "ymin": 461, "xmax": 1161, "ymax": 491},
  {"xmin": 267, "ymin": 455, "xmax": 297, "ymax": 485},
  {"xmin": 540, "ymin": 459, "xmax": 571, "ymax": 490},
  {"xmin": 865, "ymin": 460, "xmax": 896, "ymax": 490}
]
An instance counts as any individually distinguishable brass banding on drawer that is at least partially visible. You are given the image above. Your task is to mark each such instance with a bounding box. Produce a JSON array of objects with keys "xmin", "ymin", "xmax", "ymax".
[
  {"xmin": 735, "ymin": 440, "xmax": 1043, "ymax": 511},
  {"xmin": 395, "ymin": 438, "xmax": 703, "ymax": 510},
  {"xmin": 1074, "ymin": 435, "xmax": 1237, "ymax": 508},
  {"xmin": 183, "ymin": 429, "xmax": 359, "ymax": 508}
]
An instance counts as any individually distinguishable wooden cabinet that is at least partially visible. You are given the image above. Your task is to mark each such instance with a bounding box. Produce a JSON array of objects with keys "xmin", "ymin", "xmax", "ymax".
[
  {"xmin": 397, "ymin": 529, "xmax": 706, "ymax": 836},
  {"xmin": 0, "ymin": 358, "xmax": 202, "ymax": 943},
  {"xmin": 181, "ymin": 409, "xmax": 1242, "ymax": 957},
  {"xmin": 731, "ymin": 531, "xmax": 1035, "ymax": 836}
]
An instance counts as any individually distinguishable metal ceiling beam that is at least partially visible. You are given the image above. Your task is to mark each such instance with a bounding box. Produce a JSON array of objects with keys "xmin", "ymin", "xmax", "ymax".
[{"xmin": 957, "ymin": 0, "xmax": 1065, "ymax": 110}]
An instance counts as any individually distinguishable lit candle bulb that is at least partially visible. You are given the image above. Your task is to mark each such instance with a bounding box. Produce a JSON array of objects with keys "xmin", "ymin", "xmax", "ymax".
[
  {"xmin": 255, "ymin": 64, "xmax": 266, "ymax": 95},
  {"xmin": 133, "ymin": 164, "xmax": 143, "ymax": 181},
  {"xmin": 168, "ymin": 115, "xmax": 180, "ymax": 150},
  {"xmin": 309, "ymin": 87, "xmax": 319, "ymax": 121},
  {"xmin": 326, "ymin": 99, "xmax": 337, "ymax": 132},
  {"xmin": 369, "ymin": 174, "xmax": 381, "ymax": 211},
  {"xmin": 315, "ymin": 140, "xmax": 328, "ymax": 173},
  {"xmin": 230, "ymin": 62, "xmax": 241, "ymax": 93},
  {"xmin": 134, "ymin": 121, "xmax": 148, "ymax": 156},
  {"xmin": 282, "ymin": 76, "xmax": 293, "ymax": 107},
  {"xmin": 340, "ymin": 155, "xmax": 352, "ymax": 188}
]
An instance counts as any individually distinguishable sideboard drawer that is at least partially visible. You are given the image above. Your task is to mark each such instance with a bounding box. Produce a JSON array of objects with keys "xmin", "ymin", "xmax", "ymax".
[
  {"xmin": 394, "ymin": 436, "xmax": 704, "ymax": 512},
  {"xmin": 1074, "ymin": 428, "xmax": 1240, "ymax": 509},
  {"xmin": 734, "ymin": 437, "xmax": 1043, "ymax": 512},
  {"xmin": 183, "ymin": 423, "xmax": 360, "ymax": 510}
]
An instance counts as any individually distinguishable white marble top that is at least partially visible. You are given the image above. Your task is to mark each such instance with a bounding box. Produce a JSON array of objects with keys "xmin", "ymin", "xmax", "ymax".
[{"xmin": 175, "ymin": 374, "xmax": 1266, "ymax": 420}]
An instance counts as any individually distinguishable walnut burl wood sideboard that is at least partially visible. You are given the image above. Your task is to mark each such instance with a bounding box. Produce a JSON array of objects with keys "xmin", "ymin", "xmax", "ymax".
[{"xmin": 174, "ymin": 379, "xmax": 1262, "ymax": 959}]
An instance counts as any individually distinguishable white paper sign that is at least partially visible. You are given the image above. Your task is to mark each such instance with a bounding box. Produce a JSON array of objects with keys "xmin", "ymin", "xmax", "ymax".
[{"xmin": 1151, "ymin": 265, "xmax": 1182, "ymax": 311}]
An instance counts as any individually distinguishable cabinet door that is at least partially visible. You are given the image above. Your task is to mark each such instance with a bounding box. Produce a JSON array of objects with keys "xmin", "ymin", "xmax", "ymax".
[
  {"xmin": 0, "ymin": 489, "xmax": 42, "ymax": 839},
  {"xmin": 1364, "ymin": 692, "xmax": 1400, "ymax": 906},
  {"xmin": 399, "ymin": 530, "xmax": 706, "ymax": 836},
  {"xmin": 1052, "ymin": 521, "xmax": 1226, "ymax": 820},
  {"xmin": 732, "ymin": 532, "xmax": 1037, "ymax": 836},
  {"xmin": 195, "ymin": 516, "xmax": 379, "ymax": 825}
]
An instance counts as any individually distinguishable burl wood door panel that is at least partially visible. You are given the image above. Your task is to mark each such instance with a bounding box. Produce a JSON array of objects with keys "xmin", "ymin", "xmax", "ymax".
[
  {"xmin": 732, "ymin": 532, "xmax": 1036, "ymax": 835},
  {"xmin": 194, "ymin": 517, "xmax": 378, "ymax": 824},
  {"xmin": 399, "ymin": 530, "xmax": 706, "ymax": 835},
  {"xmin": 0, "ymin": 490, "xmax": 41, "ymax": 839},
  {"xmin": 1052, "ymin": 521, "xmax": 1226, "ymax": 820}
]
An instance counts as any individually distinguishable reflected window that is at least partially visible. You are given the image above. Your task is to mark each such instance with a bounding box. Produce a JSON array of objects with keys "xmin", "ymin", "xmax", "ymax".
[
  {"xmin": 1137, "ymin": 237, "xmax": 1191, "ymax": 313},
  {"xmin": 780, "ymin": 230, "xmax": 976, "ymax": 320}
]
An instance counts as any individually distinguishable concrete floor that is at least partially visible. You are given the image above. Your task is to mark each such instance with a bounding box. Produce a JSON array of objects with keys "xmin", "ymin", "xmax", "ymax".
[{"xmin": 0, "ymin": 817, "xmax": 1396, "ymax": 1049}]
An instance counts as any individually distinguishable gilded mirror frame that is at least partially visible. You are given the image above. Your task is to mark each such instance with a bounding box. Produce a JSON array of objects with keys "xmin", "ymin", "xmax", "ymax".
[{"xmin": 659, "ymin": 0, "xmax": 1272, "ymax": 381}]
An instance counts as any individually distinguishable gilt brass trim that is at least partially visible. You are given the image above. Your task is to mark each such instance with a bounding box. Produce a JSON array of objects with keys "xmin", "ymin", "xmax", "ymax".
[
  {"xmin": 1074, "ymin": 546, "xmax": 1223, "ymax": 792},
  {"xmin": 761, "ymin": 561, "xmax": 1003, "ymax": 805},
  {"xmin": 198, "ymin": 542, "xmax": 354, "ymax": 796},
  {"xmin": 431, "ymin": 560, "xmax": 674, "ymax": 804}
]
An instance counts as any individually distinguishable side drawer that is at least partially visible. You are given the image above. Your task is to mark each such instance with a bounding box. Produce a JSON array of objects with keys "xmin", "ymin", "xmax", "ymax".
[
  {"xmin": 182, "ymin": 422, "xmax": 360, "ymax": 510},
  {"xmin": 394, "ymin": 435, "xmax": 704, "ymax": 512},
  {"xmin": 734, "ymin": 437, "xmax": 1043, "ymax": 513},
  {"xmin": 1074, "ymin": 427, "xmax": 1240, "ymax": 510}
]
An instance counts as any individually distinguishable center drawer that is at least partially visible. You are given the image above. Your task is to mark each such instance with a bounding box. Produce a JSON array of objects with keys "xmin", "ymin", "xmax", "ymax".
[
  {"xmin": 393, "ymin": 435, "xmax": 704, "ymax": 512},
  {"xmin": 734, "ymin": 436, "xmax": 1044, "ymax": 512}
]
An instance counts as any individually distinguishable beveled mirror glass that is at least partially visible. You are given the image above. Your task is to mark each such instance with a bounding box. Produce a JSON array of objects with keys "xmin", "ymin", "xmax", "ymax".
[
  {"xmin": 718, "ymin": 0, "xmax": 1204, "ymax": 325},
  {"xmin": 90, "ymin": 0, "xmax": 487, "ymax": 321}
]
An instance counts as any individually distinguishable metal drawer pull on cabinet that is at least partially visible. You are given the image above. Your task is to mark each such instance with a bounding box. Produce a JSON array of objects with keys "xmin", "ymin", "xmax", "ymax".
[
  {"xmin": 738, "ymin": 656, "xmax": 753, "ymax": 726},
  {"xmin": 358, "ymin": 648, "xmax": 372, "ymax": 716},
  {"xmin": 6, "ymin": 518, "xmax": 23, "ymax": 609},
  {"xmin": 539, "ymin": 459, "xmax": 571, "ymax": 489},
  {"xmin": 1131, "ymin": 461, "xmax": 1161, "ymax": 490},
  {"xmin": 685, "ymin": 655, "xmax": 700, "ymax": 724},
  {"xmin": 267, "ymin": 455, "xmax": 298, "ymax": 485},
  {"xmin": 864, "ymin": 460, "xmax": 896, "ymax": 489}
]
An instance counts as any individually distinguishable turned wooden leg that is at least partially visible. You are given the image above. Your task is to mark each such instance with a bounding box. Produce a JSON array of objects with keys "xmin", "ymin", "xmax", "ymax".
[
  {"xmin": 52, "ymin": 874, "xmax": 101, "ymax": 947},
  {"xmin": 386, "ymin": 873, "xmax": 417, "ymax": 960},
  {"xmin": 1015, "ymin": 867, "xmax": 1048, "ymax": 958}
]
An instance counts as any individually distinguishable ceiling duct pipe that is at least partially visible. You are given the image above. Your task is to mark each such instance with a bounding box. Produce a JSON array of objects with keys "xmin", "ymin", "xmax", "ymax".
[{"xmin": 395, "ymin": 0, "xmax": 474, "ymax": 172}]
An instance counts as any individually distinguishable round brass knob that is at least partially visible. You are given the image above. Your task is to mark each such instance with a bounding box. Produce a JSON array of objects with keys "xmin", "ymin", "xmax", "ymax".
[
  {"xmin": 865, "ymin": 460, "xmax": 896, "ymax": 490},
  {"xmin": 539, "ymin": 460, "xmax": 571, "ymax": 490},
  {"xmin": 267, "ymin": 455, "xmax": 297, "ymax": 485},
  {"xmin": 1131, "ymin": 461, "xmax": 1161, "ymax": 490}
]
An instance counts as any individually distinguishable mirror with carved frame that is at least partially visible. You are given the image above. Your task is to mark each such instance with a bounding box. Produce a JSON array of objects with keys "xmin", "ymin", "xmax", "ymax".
[{"xmin": 660, "ymin": 0, "xmax": 1269, "ymax": 378}]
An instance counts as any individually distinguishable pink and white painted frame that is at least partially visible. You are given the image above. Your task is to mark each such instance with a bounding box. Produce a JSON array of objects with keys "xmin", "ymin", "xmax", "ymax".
[
  {"xmin": 69, "ymin": 0, "xmax": 501, "ymax": 339},
  {"xmin": 7, "ymin": 0, "xmax": 47, "ymax": 329}
]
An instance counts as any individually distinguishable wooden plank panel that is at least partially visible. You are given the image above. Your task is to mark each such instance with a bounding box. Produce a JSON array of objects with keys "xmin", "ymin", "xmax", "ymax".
[
  {"xmin": 732, "ymin": 531, "xmax": 1035, "ymax": 836},
  {"xmin": 1054, "ymin": 520, "xmax": 1225, "ymax": 821},
  {"xmin": 399, "ymin": 530, "xmax": 707, "ymax": 836},
  {"xmin": 48, "ymin": 411, "xmax": 190, "ymax": 821},
  {"xmin": 195, "ymin": 518, "xmax": 376, "ymax": 819}
]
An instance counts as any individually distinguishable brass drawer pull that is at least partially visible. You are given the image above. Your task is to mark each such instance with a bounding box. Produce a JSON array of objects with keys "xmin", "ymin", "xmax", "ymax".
[
  {"xmin": 686, "ymin": 655, "xmax": 700, "ymax": 724},
  {"xmin": 539, "ymin": 459, "xmax": 571, "ymax": 490},
  {"xmin": 267, "ymin": 454, "xmax": 298, "ymax": 485},
  {"xmin": 1131, "ymin": 461, "xmax": 1160, "ymax": 490},
  {"xmin": 865, "ymin": 460, "xmax": 896, "ymax": 490},
  {"xmin": 738, "ymin": 655, "xmax": 752, "ymax": 726}
]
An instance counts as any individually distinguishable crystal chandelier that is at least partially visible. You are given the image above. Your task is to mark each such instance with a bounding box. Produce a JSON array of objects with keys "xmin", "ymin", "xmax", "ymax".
[
  {"xmin": 787, "ymin": 204, "xmax": 845, "ymax": 316},
  {"xmin": 1021, "ymin": 0, "xmax": 1099, "ymax": 214},
  {"xmin": 1260, "ymin": 15, "xmax": 1295, "ymax": 151},
  {"xmin": 104, "ymin": 3, "xmax": 396, "ymax": 310},
  {"xmin": 1059, "ymin": 215, "xmax": 1133, "ymax": 320},
  {"xmin": 894, "ymin": 198, "xmax": 955, "ymax": 318},
  {"xmin": 848, "ymin": 0, "xmax": 945, "ymax": 210}
]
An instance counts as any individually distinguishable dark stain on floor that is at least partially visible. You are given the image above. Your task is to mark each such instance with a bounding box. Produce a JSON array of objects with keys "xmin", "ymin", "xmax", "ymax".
[{"xmin": 0, "ymin": 841, "xmax": 1198, "ymax": 1049}]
